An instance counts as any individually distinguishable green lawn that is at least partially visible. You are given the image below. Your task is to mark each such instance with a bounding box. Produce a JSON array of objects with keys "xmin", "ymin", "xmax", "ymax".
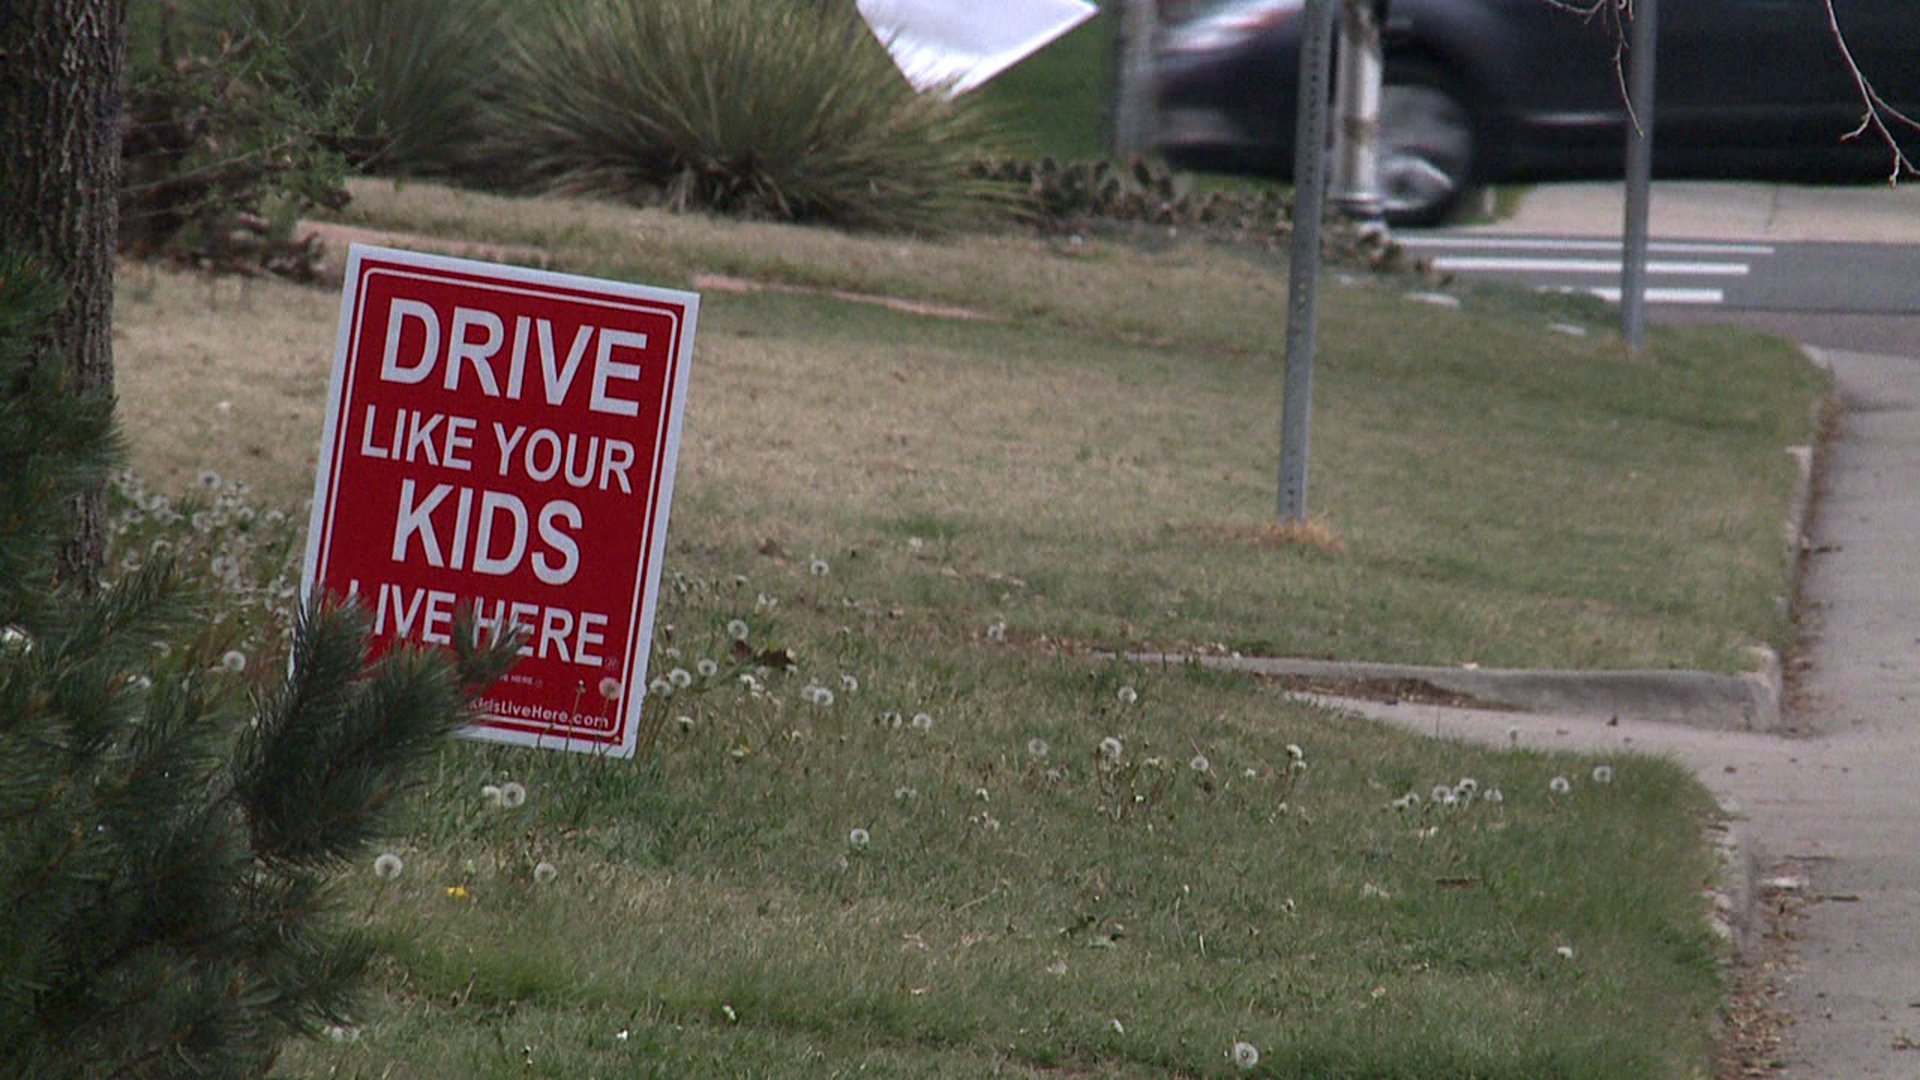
[{"xmin": 103, "ymin": 176, "xmax": 1825, "ymax": 1077}]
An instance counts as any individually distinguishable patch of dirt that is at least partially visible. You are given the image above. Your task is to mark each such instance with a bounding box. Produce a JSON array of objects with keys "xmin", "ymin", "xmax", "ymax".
[
  {"xmin": 1261, "ymin": 674, "xmax": 1512, "ymax": 711},
  {"xmin": 298, "ymin": 220, "xmax": 553, "ymax": 283},
  {"xmin": 691, "ymin": 273, "xmax": 1001, "ymax": 322},
  {"xmin": 1715, "ymin": 864, "xmax": 1810, "ymax": 1078},
  {"xmin": 1181, "ymin": 519, "xmax": 1347, "ymax": 554},
  {"xmin": 1780, "ymin": 393, "xmax": 1842, "ymax": 735}
]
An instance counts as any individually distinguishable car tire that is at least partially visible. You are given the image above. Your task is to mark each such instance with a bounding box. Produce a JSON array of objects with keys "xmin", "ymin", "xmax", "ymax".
[{"xmin": 1378, "ymin": 64, "xmax": 1476, "ymax": 227}]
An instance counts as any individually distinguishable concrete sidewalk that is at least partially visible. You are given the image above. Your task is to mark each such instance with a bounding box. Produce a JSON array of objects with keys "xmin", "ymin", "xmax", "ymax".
[{"xmin": 1465, "ymin": 179, "xmax": 1920, "ymax": 245}]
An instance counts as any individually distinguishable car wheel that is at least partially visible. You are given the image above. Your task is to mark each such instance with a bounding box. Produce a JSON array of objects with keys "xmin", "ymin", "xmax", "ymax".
[{"xmin": 1378, "ymin": 68, "xmax": 1475, "ymax": 227}]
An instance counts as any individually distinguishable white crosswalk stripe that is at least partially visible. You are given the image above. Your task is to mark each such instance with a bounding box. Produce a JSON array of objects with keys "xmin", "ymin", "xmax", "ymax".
[{"xmin": 1392, "ymin": 234, "xmax": 1772, "ymax": 306}]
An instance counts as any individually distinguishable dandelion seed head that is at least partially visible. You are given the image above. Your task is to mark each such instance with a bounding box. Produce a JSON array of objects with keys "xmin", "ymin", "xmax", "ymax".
[
  {"xmin": 911, "ymin": 711, "xmax": 934, "ymax": 732},
  {"xmin": 1116, "ymin": 685, "xmax": 1138, "ymax": 705},
  {"xmin": 220, "ymin": 650, "xmax": 247, "ymax": 673},
  {"xmin": 1456, "ymin": 777, "xmax": 1479, "ymax": 794},
  {"xmin": 986, "ymin": 620, "xmax": 1007, "ymax": 641},
  {"xmin": 1285, "ymin": 743, "xmax": 1305, "ymax": 761},
  {"xmin": 1232, "ymin": 1041, "xmax": 1260, "ymax": 1070},
  {"xmin": 482, "ymin": 784, "xmax": 504, "ymax": 807},
  {"xmin": 1592, "ymin": 764, "xmax": 1614, "ymax": 785},
  {"xmin": 893, "ymin": 786, "xmax": 918, "ymax": 800},
  {"xmin": 1289, "ymin": 758, "xmax": 1309, "ymax": 773},
  {"xmin": 727, "ymin": 618, "xmax": 750, "ymax": 641},
  {"xmin": 808, "ymin": 685, "xmax": 835, "ymax": 707},
  {"xmin": 809, "ymin": 556, "xmax": 831, "ymax": 577},
  {"xmin": 840, "ymin": 673, "xmax": 859, "ymax": 694},
  {"xmin": 668, "ymin": 667, "xmax": 693, "ymax": 688},
  {"xmin": 598, "ymin": 677, "xmax": 622, "ymax": 700},
  {"xmin": 198, "ymin": 469, "xmax": 221, "ymax": 490},
  {"xmin": 1550, "ymin": 775, "xmax": 1572, "ymax": 795},
  {"xmin": 501, "ymin": 781, "xmax": 527, "ymax": 808},
  {"xmin": 1556, "ymin": 944, "xmax": 1575, "ymax": 960},
  {"xmin": 881, "ymin": 708, "xmax": 904, "ymax": 729},
  {"xmin": 1099, "ymin": 736, "xmax": 1124, "ymax": 761},
  {"xmin": 847, "ymin": 827, "xmax": 870, "ymax": 849},
  {"xmin": 1431, "ymin": 784, "xmax": 1453, "ymax": 804},
  {"xmin": 1189, "ymin": 754, "xmax": 1212, "ymax": 774},
  {"xmin": 650, "ymin": 677, "xmax": 673, "ymax": 698},
  {"xmin": 697, "ymin": 658, "xmax": 719, "ymax": 678},
  {"xmin": 1027, "ymin": 737, "xmax": 1051, "ymax": 760},
  {"xmin": 676, "ymin": 714, "xmax": 695, "ymax": 732},
  {"xmin": 373, "ymin": 853, "xmax": 404, "ymax": 880},
  {"xmin": 533, "ymin": 861, "xmax": 558, "ymax": 885},
  {"xmin": 1485, "ymin": 788, "xmax": 1505, "ymax": 804}
]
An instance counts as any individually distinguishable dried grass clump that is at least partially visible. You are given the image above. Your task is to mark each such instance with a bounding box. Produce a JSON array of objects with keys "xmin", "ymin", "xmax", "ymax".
[{"xmin": 1211, "ymin": 518, "xmax": 1348, "ymax": 554}]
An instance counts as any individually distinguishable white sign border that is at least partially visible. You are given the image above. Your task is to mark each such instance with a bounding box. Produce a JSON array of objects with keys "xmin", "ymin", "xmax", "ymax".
[{"xmin": 299, "ymin": 242, "xmax": 700, "ymax": 760}]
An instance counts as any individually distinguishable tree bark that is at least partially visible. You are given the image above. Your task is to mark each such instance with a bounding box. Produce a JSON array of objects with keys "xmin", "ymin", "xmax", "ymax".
[{"xmin": 0, "ymin": 0, "xmax": 129, "ymax": 587}]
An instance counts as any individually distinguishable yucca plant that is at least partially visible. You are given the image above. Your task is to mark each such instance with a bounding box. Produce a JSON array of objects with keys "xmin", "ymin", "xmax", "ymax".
[
  {"xmin": 487, "ymin": 0, "xmax": 1013, "ymax": 233},
  {"xmin": 178, "ymin": 0, "xmax": 507, "ymax": 178}
]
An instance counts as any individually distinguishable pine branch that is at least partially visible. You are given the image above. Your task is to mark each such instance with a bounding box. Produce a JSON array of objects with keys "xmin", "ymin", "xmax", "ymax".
[{"xmin": 237, "ymin": 600, "xmax": 518, "ymax": 867}]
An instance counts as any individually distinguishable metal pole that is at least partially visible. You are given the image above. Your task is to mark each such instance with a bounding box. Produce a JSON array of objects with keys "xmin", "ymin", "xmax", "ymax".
[
  {"xmin": 1280, "ymin": 0, "xmax": 1339, "ymax": 521},
  {"xmin": 1620, "ymin": 0, "xmax": 1658, "ymax": 349},
  {"xmin": 1329, "ymin": 0, "xmax": 1387, "ymax": 233},
  {"xmin": 1112, "ymin": 0, "xmax": 1160, "ymax": 156}
]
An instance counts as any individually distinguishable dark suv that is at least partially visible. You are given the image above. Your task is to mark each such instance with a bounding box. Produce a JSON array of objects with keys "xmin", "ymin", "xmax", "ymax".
[{"xmin": 1154, "ymin": 0, "xmax": 1920, "ymax": 225}]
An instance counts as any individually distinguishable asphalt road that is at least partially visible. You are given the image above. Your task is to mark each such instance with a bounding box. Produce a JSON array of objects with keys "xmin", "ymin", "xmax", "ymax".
[{"xmin": 1407, "ymin": 184, "xmax": 1920, "ymax": 357}]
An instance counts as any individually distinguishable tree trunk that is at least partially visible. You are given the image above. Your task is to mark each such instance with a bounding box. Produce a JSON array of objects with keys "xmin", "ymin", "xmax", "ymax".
[{"xmin": 0, "ymin": 0, "xmax": 129, "ymax": 587}]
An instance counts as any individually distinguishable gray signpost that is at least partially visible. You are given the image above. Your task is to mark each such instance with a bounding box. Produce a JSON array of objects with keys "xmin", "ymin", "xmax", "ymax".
[
  {"xmin": 1279, "ymin": 0, "xmax": 1339, "ymax": 521},
  {"xmin": 1620, "ymin": 0, "xmax": 1658, "ymax": 349}
]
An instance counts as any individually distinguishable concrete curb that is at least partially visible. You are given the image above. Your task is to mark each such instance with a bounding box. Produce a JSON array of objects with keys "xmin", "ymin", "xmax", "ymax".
[
  {"xmin": 1706, "ymin": 813, "xmax": 1762, "ymax": 964},
  {"xmin": 1127, "ymin": 650, "xmax": 1782, "ymax": 731}
]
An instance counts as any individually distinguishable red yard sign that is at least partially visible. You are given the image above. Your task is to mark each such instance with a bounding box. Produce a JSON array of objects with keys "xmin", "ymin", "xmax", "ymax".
[{"xmin": 300, "ymin": 244, "xmax": 699, "ymax": 758}]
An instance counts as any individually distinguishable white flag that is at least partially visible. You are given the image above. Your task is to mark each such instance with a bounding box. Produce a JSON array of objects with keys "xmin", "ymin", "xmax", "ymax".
[{"xmin": 856, "ymin": 0, "xmax": 1099, "ymax": 97}]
